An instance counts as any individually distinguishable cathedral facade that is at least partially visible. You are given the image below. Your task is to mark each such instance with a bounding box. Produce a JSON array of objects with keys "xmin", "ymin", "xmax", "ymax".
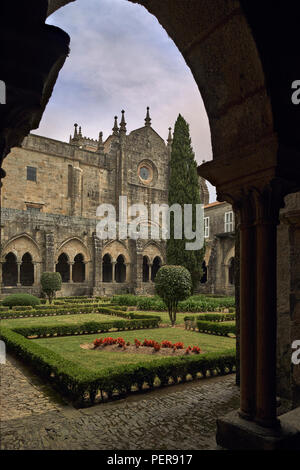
[{"xmin": 0, "ymin": 109, "xmax": 172, "ymax": 297}]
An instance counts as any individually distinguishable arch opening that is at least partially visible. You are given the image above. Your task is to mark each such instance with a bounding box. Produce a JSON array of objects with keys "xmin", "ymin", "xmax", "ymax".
[
  {"xmin": 102, "ymin": 254, "xmax": 112, "ymax": 283},
  {"xmin": 142, "ymin": 256, "xmax": 150, "ymax": 282},
  {"xmin": 200, "ymin": 260, "xmax": 207, "ymax": 284},
  {"xmin": 20, "ymin": 252, "xmax": 34, "ymax": 286},
  {"xmin": 115, "ymin": 255, "xmax": 126, "ymax": 283},
  {"xmin": 151, "ymin": 256, "xmax": 161, "ymax": 281},
  {"xmin": 56, "ymin": 253, "xmax": 70, "ymax": 283},
  {"xmin": 73, "ymin": 253, "xmax": 85, "ymax": 283},
  {"xmin": 2, "ymin": 252, "xmax": 18, "ymax": 286}
]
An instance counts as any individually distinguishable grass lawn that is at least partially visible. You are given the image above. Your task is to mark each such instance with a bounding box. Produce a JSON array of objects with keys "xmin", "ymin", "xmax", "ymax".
[
  {"xmin": 32, "ymin": 327, "xmax": 235, "ymax": 372},
  {"xmin": 0, "ymin": 313, "xmax": 118, "ymax": 329}
]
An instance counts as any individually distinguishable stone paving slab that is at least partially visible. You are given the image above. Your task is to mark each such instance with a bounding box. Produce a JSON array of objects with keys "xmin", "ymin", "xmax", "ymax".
[{"xmin": 0, "ymin": 354, "xmax": 240, "ymax": 450}]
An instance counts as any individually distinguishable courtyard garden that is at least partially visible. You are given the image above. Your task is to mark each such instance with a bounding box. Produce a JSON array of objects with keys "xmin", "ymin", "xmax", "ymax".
[{"xmin": 0, "ymin": 283, "xmax": 236, "ymax": 408}]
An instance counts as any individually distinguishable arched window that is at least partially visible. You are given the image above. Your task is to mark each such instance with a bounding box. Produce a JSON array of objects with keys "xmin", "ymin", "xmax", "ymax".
[
  {"xmin": 2, "ymin": 252, "xmax": 18, "ymax": 286},
  {"xmin": 102, "ymin": 254, "xmax": 112, "ymax": 282},
  {"xmin": 73, "ymin": 253, "xmax": 85, "ymax": 283},
  {"xmin": 20, "ymin": 252, "xmax": 34, "ymax": 286},
  {"xmin": 56, "ymin": 253, "xmax": 70, "ymax": 283},
  {"xmin": 229, "ymin": 257, "xmax": 235, "ymax": 285},
  {"xmin": 142, "ymin": 256, "xmax": 150, "ymax": 282},
  {"xmin": 200, "ymin": 260, "xmax": 208, "ymax": 284},
  {"xmin": 115, "ymin": 255, "xmax": 126, "ymax": 283},
  {"xmin": 151, "ymin": 256, "xmax": 161, "ymax": 281}
]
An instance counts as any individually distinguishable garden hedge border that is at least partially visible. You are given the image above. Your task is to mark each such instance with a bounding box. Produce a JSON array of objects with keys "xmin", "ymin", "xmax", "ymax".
[
  {"xmin": 111, "ymin": 294, "xmax": 235, "ymax": 312},
  {"xmin": 11, "ymin": 317, "xmax": 161, "ymax": 338},
  {"xmin": 196, "ymin": 320, "xmax": 236, "ymax": 337},
  {"xmin": 0, "ymin": 326, "xmax": 236, "ymax": 406},
  {"xmin": 0, "ymin": 304, "xmax": 129, "ymax": 320},
  {"xmin": 184, "ymin": 313, "xmax": 236, "ymax": 328}
]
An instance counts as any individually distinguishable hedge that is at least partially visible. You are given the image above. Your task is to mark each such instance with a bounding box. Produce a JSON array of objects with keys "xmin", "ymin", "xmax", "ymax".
[
  {"xmin": 2, "ymin": 293, "xmax": 41, "ymax": 308},
  {"xmin": 111, "ymin": 294, "xmax": 235, "ymax": 312},
  {"xmin": 196, "ymin": 320, "xmax": 236, "ymax": 337},
  {"xmin": 12, "ymin": 317, "xmax": 161, "ymax": 338},
  {"xmin": 0, "ymin": 327, "xmax": 236, "ymax": 406},
  {"xmin": 184, "ymin": 313, "xmax": 235, "ymax": 329},
  {"xmin": 0, "ymin": 304, "xmax": 126, "ymax": 320},
  {"xmin": 0, "ymin": 305, "xmax": 157, "ymax": 321}
]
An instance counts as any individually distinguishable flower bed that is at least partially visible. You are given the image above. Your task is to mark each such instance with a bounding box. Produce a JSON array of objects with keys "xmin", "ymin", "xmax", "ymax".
[{"xmin": 84, "ymin": 336, "xmax": 203, "ymax": 356}]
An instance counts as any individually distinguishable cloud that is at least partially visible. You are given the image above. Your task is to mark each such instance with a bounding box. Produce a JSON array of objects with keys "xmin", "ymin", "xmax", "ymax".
[{"xmin": 42, "ymin": 0, "xmax": 215, "ymax": 201}]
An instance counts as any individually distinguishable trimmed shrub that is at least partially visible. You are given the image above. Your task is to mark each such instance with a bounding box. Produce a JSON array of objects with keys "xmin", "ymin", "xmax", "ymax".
[
  {"xmin": 155, "ymin": 265, "xmax": 192, "ymax": 326},
  {"xmin": 41, "ymin": 272, "xmax": 62, "ymax": 304},
  {"xmin": 196, "ymin": 320, "xmax": 236, "ymax": 337},
  {"xmin": 184, "ymin": 313, "xmax": 235, "ymax": 329},
  {"xmin": 2, "ymin": 294, "xmax": 41, "ymax": 308}
]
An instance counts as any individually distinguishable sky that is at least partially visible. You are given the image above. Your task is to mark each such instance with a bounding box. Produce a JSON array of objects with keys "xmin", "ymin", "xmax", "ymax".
[{"xmin": 41, "ymin": 0, "xmax": 216, "ymax": 201}]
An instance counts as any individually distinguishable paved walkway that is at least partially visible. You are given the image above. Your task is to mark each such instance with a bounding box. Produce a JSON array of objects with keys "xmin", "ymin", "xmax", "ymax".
[{"xmin": 0, "ymin": 354, "xmax": 240, "ymax": 450}]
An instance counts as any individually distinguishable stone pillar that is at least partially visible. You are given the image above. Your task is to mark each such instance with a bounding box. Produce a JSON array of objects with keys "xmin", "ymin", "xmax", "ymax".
[
  {"xmin": 92, "ymin": 233, "xmax": 102, "ymax": 287},
  {"xmin": 17, "ymin": 262, "xmax": 21, "ymax": 287},
  {"xmin": 112, "ymin": 262, "xmax": 116, "ymax": 283},
  {"xmin": 149, "ymin": 263, "xmax": 153, "ymax": 282},
  {"xmin": 69, "ymin": 262, "xmax": 74, "ymax": 283},
  {"xmin": 237, "ymin": 197, "xmax": 256, "ymax": 421},
  {"xmin": 33, "ymin": 262, "xmax": 38, "ymax": 286},
  {"xmin": 254, "ymin": 189, "xmax": 279, "ymax": 428},
  {"xmin": 125, "ymin": 263, "xmax": 130, "ymax": 282},
  {"xmin": 135, "ymin": 253, "xmax": 143, "ymax": 292},
  {"xmin": 45, "ymin": 232, "xmax": 55, "ymax": 272}
]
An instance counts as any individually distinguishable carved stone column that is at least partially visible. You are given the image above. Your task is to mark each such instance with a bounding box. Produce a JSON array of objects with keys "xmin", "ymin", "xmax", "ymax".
[
  {"xmin": 253, "ymin": 187, "xmax": 280, "ymax": 428},
  {"xmin": 92, "ymin": 233, "xmax": 102, "ymax": 287},
  {"xmin": 69, "ymin": 262, "xmax": 74, "ymax": 283},
  {"xmin": 17, "ymin": 262, "xmax": 21, "ymax": 287},
  {"xmin": 45, "ymin": 232, "xmax": 55, "ymax": 272},
  {"xmin": 236, "ymin": 196, "xmax": 256, "ymax": 421},
  {"xmin": 112, "ymin": 262, "xmax": 116, "ymax": 283}
]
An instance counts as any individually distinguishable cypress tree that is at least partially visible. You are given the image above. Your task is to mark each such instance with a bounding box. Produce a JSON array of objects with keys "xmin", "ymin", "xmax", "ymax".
[{"xmin": 166, "ymin": 114, "xmax": 205, "ymax": 292}]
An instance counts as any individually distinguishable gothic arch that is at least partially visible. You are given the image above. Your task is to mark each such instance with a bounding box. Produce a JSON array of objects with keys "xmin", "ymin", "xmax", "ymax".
[
  {"xmin": 102, "ymin": 240, "xmax": 130, "ymax": 263},
  {"xmin": 2, "ymin": 234, "xmax": 41, "ymax": 263},
  {"xmin": 224, "ymin": 246, "xmax": 235, "ymax": 267},
  {"xmin": 56, "ymin": 237, "xmax": 91, "ymax": 263},
  {"xmin": 142, "ymin": 241, "xmax": 164, "ymax": 265}
]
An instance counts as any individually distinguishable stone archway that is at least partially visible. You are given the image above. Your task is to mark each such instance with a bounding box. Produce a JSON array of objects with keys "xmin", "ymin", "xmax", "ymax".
[
  {"xmin": 142, "ymin": 256, "xmax": 150, "ymax": 282},
  {"xmin": 102, "ymin": 254, "xmax": 112, "ymax": 283},
  {"xmin": 1, "ymin": 0, "xmax": 299, "ymax": 450},
  {"xmin": 72, "ymin": 253, "xmax": 85, "ymax": 283},
  {"xmin": 151, "ymin": 256, "xmax": 161, "ymax": 281},
  {"xmin": 200, "ymin": 260, "xmax": 208, "ymax": 284},
  {"xmin": 2, "ymin": 252, "xmax": 18, "ymax": 286},
  {"xmin": 115, "ymin": 255, "xmax": 126, "ymax": 283},
  {"xmin": 56, "ymin": 253, "xmax": 70, "ymax": 283},
  {"xmin": 20, "ymin": 252, "xmax": 34, "ymax": 286}
]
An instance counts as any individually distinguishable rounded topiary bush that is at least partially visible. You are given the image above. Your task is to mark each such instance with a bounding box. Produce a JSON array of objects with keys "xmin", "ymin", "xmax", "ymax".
[
  {"xmin": 155, "ymin": 265, "xmax": 192, "ymax": 326},
  {"xmin": 2, "ymin": 293, "xmax": 41, "ymax": 309},
  {"xmin": 41, "ymin": 272, "xmax": 62, "ymax": 304}
]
